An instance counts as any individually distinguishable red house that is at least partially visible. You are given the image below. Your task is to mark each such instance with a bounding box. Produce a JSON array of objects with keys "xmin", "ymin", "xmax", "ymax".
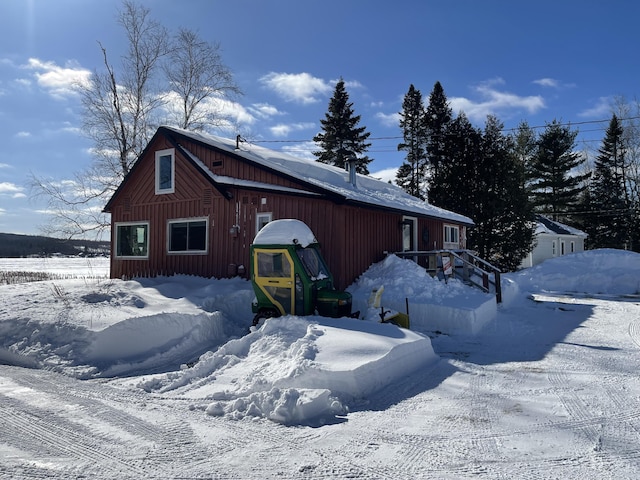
[{"xmin": 104, "ymin": 126, "xmax": 474, "ymax": 290}]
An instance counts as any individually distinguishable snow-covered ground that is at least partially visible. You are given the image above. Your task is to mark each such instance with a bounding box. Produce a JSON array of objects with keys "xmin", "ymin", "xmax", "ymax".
[{"xmin": 1, "ymin": 249, "xmax": 640, "ymax": 479}]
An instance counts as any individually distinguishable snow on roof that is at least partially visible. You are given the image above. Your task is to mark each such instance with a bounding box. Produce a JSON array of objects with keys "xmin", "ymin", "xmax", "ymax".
[
  {"xmin": 164, "ymin": 126, "xmax": 474, "ymax": 225},
  {"xmin": 535, "ymin": 215, "xmax": 587, "ymax": 237},
  {"xmin": 253, "ymin": 219, "xmax": 317, "ymax": 247}
]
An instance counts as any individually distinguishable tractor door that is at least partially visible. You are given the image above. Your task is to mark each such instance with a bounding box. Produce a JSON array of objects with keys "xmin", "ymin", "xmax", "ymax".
[{"xmin": 253, "ymin": 248, "xmax": 298, "ymax": 315}]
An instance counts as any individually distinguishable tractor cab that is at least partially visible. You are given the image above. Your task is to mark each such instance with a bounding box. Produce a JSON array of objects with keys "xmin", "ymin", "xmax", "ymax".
[{"xmin": 250, "ymin": 219, "xmax": 354, "ymax": 326}]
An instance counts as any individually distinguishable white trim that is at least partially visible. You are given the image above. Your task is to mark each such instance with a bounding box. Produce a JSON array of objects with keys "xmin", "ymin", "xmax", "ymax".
[
  {"xmin": 155, "ymin": 148, "xmax": 175, "ymax": 194},
  {"xmin": 256, "ymin": 212, "xmax": 272, "ymax": 233},
  {"xmin": 167, "ymin": 217, "xmax": 209, "ymax": 254},
  {"xmin": 114, "ymin": 221, "xmax": 150, "ymax": 259},
  {"xmin": 402, "ymin": 216, "xmax": 418, "ymax": 252},
  {"xmin": 443, "ymin": 224, "xmax": 460, "ymax": 250}
]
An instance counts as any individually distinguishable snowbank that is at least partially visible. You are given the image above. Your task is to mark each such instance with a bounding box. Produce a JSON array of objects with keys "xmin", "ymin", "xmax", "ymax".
[
  {"xmin": 349, "ymin": 254, "xmax": 497, "ymax": 335},
  {"xmin": 510, "ymin": 248, "xmax": 640, "ymax": 295},
  {"xmin": 139, "ymin": 315, "xmax": 436, "ymax": 425},
  {"xmin": 3, "ymin": 248, "xmax": 638, "ymax": 425}
]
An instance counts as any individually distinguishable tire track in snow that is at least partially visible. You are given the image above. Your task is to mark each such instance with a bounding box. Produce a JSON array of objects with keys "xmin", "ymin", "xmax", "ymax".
[
  {"xmin": 628, "ymin": 319, "xmax": 640, "ymax": 349},
  {"xmin": 0, "ymin": 394, "xmax": 147, "ymax": 478},
  {"xmin": 13, "ymin": 369, "xmax": 167, "ymax": 443}
]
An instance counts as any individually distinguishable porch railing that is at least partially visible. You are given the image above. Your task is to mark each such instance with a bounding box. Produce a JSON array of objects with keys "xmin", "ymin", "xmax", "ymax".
[{"xmin": 392, "ymin": 249, "xmax": 502, "ymax": 303}]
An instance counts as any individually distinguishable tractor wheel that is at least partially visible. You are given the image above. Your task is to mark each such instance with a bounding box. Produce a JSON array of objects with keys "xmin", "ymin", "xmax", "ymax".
[{"xmin": 251, "ymin": 309, "xmax": 279, "ymax": 329}]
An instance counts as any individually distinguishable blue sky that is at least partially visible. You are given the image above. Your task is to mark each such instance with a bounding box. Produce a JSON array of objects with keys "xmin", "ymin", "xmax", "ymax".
[{"xmin": 1, "ymin": 0, "xmax": 639, "ymax": 237}]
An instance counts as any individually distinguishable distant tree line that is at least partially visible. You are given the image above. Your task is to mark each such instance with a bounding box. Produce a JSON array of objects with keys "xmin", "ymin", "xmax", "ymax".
[
  {"xmin": 313, "ymin": 81, "xmax": 640, "ymax": 271},
  {"xmin": 0, "ymin": 233, "xmax": 109, "ymax": 258}
]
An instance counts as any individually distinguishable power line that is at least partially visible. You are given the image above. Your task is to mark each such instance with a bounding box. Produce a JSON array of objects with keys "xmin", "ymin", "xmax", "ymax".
[{"xmin": 252, "ymin": 115, "xmax": 640, "ymax": 151}]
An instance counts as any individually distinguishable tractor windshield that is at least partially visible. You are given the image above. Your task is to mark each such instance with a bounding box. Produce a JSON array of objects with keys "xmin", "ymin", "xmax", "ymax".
[{"xmin": 296, "ymin": 247, "xmax": 330, "ymax": 281}]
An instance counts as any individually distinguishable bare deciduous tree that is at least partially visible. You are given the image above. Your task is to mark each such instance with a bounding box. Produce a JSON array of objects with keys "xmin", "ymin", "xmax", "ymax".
[
  {"xmin": 164, "ymin": 28, "xmax": 242, "ymax": 131},
  {"xmin": 30, "ymin": 1, "xmax": 240, "ymax": 240}
]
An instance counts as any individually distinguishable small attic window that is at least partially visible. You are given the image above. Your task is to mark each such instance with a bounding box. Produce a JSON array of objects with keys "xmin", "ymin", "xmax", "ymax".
[{"xmin": 155, "ymin": 148, "xmax": 175, "ymax": 194}]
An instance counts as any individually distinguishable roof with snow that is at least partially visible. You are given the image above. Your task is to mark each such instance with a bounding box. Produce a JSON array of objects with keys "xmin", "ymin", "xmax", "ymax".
[
  {"xmin": 156, "ymin": 126, "xmax": 474, "ymax": 226},
  {"xmin": 534, "ymin": 215, "xmax": 587, "ymax": 237}
]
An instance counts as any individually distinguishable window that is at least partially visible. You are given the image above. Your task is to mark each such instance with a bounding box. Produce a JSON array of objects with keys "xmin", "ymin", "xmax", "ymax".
[
  {"xmin": 570, "ymin": 241, "xmax": 575, "ymax": 253},
  {"xmin": 561, "ymin": 241, "xmax": 566, "ymax": 255},
  {"xmin": 168, "ymin": 218, "xmax": 208, "ymax": 253},
  {"xmin": 552, "ymin": 240, "xmax": 557, "ymax": 256},
  {"xmin": 444, "ymin": 224, "xmax": 460, "ymax": 248},
  {"xmin": 256, "ymin": 212, "xmax": 272, "ymax": 233},
  {"xmin": 115, "ymin": 222, "xmax": 149, "ymax": 258},
  {"xmin": 155, "ymin": 149, "xmax": 175, "ymax": 194}
]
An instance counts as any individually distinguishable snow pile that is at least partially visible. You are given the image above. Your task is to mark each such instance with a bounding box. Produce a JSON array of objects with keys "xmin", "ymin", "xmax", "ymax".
[
  {"xmin": 139, "ymin": 315, "xmax": 435, "ymax": 425},
  {"xmin": 349, "ymin": 254, "xmax": 497, "ymax": 334},
  {"xmin": 0, "ymin": 274, "xmax": 254, "ymax": 378},
  {"xmin": 511, "ymin": 248, "xmax": 640, "ymax": 295},
  {"xmin": 2, "ymin": 249, "xmax": 639, "ymax": 426}
]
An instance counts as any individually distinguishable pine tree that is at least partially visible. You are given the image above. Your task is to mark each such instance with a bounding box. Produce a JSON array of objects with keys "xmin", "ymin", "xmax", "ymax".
[
  {"xmin": 587, "ymin": 115, "xmax": 632, "ymax": 249},
  {"xmin": 512, "ymin": 121, "xmax": 538, "ymax": 193},
  {"xmin": 471, "ymin": 116, "xmax": 534, "ymax": 270},
  {"xmin": 425, "ymin": 81, "xmax": 453, "ymax": 198},
  {"xmin": 396, "ymin": 84, "xmax": 428, "ymax": 199},
  {"xmin": 430, "ymin": 112, "xmax": 481, "ymax": 217},
  {"xmin": 528, "ymin": 120, "xmax": 589, "ymax": 222},
  {"xmin": 313, "ymin": 78, "xmax": 372, "ymax": 174}
]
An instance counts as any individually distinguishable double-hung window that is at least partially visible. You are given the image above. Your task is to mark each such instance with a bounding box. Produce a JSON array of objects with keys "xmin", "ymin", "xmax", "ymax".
[
  {"xmin": 168, "ymin": 218, "xmax": 208, "ymax": 254},
  {"xmin": 115, "ymin": 222, "xmax": 149, "ymax": 258},
  {"xmin": 443, "ymin": 224, "xmax": 460, "ymax": 249},
  {"xmin": 155, "ymin": 149, "xmax": 175, "ymax": 194}
]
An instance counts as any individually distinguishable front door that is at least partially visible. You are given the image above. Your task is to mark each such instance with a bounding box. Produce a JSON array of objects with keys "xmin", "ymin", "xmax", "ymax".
[
  {"xmin": 253, "ymin": 248, "xmax": 295, "ymax": 315},
  {"xmin": 402, "ymin": 216, "xmax": 418, "ymax": 255}
]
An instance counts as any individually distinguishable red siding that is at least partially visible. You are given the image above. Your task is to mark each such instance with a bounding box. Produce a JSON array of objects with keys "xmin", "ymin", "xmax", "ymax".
[{"xmin": 108, "ymin": 133, "xmax": 457, "ymax": 290}]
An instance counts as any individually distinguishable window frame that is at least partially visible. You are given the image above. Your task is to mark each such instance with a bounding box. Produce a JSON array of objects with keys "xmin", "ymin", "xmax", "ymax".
[
  {"xmin": 114, "ymin": 221, "xmax": 150, "ymax": 259},
  {"xmin": 167, "ymin": 217, "xmax": 209, "ymax": 255},
  {"xmin": 155, "ymin": 148, "xmax": 175, "ymax": 194},
  {"xmin": 256, "ymin": 212, "xmax": 272, "ymax": 233},
  {"xmin": 443, "ymin": 224, "xmax": 460, "ymax": 249}
]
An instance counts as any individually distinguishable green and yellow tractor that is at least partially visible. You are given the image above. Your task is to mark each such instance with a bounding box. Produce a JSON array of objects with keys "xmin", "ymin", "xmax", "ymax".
[{"xmin": 250, "ymin": 219, "xmax": 356, "ymax": 327}]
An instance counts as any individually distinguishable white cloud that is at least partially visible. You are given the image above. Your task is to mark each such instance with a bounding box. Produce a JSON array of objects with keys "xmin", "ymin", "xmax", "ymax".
[
  {"xmin": 370, "ymin": 167, "xmax": 398, "ymax": 184},
  {"xmin": 248, "ymin": 103, "xmax": 284, "ymax": 119},
  {"xmin": 23, "ymin": 57, "xmax": 91, "ymax": 98},
  {"xmin": 281, "ymin": 141, "xmax": 317, "ymax": 161},
  {"xmin": 0, "ymin": 182, "xmax": 24, "ymax": 194},
  {"xmin": 260, "ymin": 72, "xmax": 332, "ymax": 104},
  {"xmin": 578, "ymin": 96, "xmax": 612, "ymax": 118},
  {"xmin": 269, "ymin": 122, "xmax": 315, "ymax": 137},
  {"xmin": 0, "ymin": 163, "xmax": 12, "ymax": 169},
  {"xmin": 375, "ymin": 111, "xmax": 400, "ymax": 128},
  {"xmin": 533, "ymin": 78, "xmax": 559, "ymax": 88},
  {"xmin": 450, "ymin": 79, "xmax": 546, "ymax": 122},
  {"xmin": 159, "ymin": 91, "xmax": 258, "ymax": 132},
  {"xmin": 15, "ymin": 131, "xmax": 31, "ymax": 138}
]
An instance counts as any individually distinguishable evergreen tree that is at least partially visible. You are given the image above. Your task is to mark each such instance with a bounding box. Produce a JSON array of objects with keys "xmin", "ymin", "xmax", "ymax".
[
  {"xmin": 512, "ymin": 121, "xmax": 538, "ymax": 193},
  {"xmin": 471, "ymin": 116, "xmax": 534, "ymax": 270},
  {"xmin": 424, "ymin": 81, "xmax": 453, "ymax": 202},
  {"xmin": 587, "ymin": 115, "xmax": 632, "ymax": 249},
  {"xmin": 528, "ymin": 120, "xmax": 589, "ymax": 222},
  {"xmin": 430, "ymin": 113, "xmax": 481, "ymax": 217},
  {"xmin": 313, "ymin": 78, "xmax": 372, "ymax": 174},
  {"xmin": 396, "ymin": 84, "xmax": 428, "ymax": 199}
]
